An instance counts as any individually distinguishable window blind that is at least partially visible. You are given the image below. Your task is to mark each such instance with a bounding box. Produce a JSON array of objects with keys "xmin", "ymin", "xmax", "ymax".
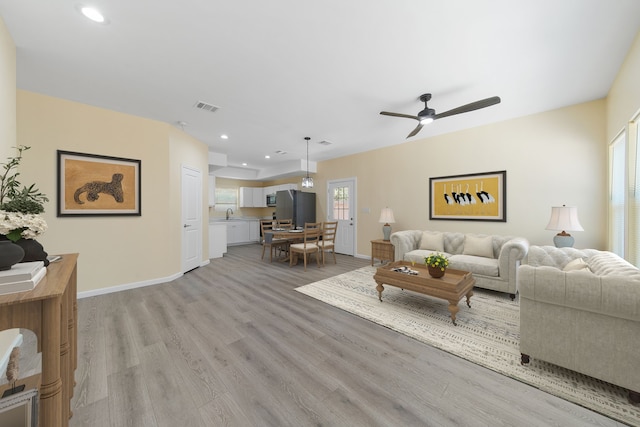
[{"xmin": 610, "ymin": 134, "xmax": 626, "ymax": 257}]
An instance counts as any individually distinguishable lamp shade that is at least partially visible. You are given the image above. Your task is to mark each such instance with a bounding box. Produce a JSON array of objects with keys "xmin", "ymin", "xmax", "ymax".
[
  {"xmin": 545, "ymin": 205, "xmax": 583, "ymax": 248},
  {"xmin": 379, "ymin": 208, "xmax": 395, "ymax": 224},
  {"xmin": 545, "ymin": 206, "xmax": 583, "ymax": 232}
]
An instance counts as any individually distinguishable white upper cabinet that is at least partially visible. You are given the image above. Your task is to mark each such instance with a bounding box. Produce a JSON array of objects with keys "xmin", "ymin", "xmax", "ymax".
[
  {"xmin": 253, "ymin": 188, "xmax": 266, "ymax": 207},
  {"xmin": 239, "ymin": 187, "xmax": 252, "ymax": 207},
  {"xmin": 239, "ymin": 187, "xmax": 267, "ymax": 207},
  {"xmin": 239, "ymin": 184, "xmax": 297, "ymax": 207},
  {"xmin": 208, "ymin": 175, "xmax": 216, "ymax": 206}
]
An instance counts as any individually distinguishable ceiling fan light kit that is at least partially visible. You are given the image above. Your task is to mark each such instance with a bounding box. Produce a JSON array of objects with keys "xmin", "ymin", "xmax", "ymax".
[{"xmin": 380, "ymin": 93, "xmax": 501, "ymax": 139}]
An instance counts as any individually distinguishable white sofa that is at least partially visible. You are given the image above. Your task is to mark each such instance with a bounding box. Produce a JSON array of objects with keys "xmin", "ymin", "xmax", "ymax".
[
  {"xmin": 390, "ymin": 230, "xmax": 529, "ymax": 299},
  {"xmin": 518, "ymin": 246, "xmax": 640, "ymax": 403}
]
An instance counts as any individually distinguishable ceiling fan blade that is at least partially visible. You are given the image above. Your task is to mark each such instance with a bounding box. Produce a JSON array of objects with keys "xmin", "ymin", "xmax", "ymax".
[
  {"xmin": 380, "ymin": 111, "xmax": 420, "ymax": 121},
  {"xmin": 406, "ymin": 123, "xmax": 424, "ymax": 138},
  {"xmin": 434, "ymin": 96, "xmax": 501, "ymax": 120}
]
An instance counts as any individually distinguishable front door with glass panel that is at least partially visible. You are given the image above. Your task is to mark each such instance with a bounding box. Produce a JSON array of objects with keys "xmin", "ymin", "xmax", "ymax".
[{"xmin": 327, "ymin": 178, "xmax": 355, "ymax": 256}]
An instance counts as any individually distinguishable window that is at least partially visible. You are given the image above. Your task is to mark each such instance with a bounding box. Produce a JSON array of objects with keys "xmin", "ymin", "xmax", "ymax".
[
  {"xmin": 629, "ymin": 118, "xmax": 640, "ymax": 266},
  {"xmin": 214, "ymin": 187, "xmax": 237, "ymax": 212},
  {"xmin": 610, "ymin": 133, "xmax": 626, "ymax": 257},
  {"xmin": 609, "ymin": 111, "xmax": 640, "ymax": 266},
  {"xmin": 332, "ymin": 186, "xmax": 350, "ymax": 220}
]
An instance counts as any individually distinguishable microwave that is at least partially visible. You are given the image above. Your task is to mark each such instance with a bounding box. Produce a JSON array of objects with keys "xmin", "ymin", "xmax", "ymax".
[{"xmin": 266, "ymin": 193, "xmax": 277, "ymax": 207}]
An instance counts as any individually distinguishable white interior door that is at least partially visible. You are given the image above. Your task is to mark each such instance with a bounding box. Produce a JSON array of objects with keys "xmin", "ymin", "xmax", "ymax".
[
  {"xmin": 182, "ymin": 165, "xmax": 202, "ymax": 273},
  {"xmin": 327, "ymin": 178, "xmax": 356, "ymax": 256}
]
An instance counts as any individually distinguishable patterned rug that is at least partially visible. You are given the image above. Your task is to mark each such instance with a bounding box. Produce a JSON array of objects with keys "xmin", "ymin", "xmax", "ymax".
[{"xmin": 295, "ymin": 266, "xmax": 640, "ymax": 426}]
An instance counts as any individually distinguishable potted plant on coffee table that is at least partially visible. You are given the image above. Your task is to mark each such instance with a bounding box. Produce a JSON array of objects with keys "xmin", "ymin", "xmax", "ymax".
[{"xmin": 425, "ymin": 252, "xmax": 449, "ymax": 278}]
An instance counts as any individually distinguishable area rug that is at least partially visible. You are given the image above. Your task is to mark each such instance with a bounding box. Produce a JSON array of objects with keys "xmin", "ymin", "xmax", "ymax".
[{"xmin": 295, "ymin": 266, "xmax": 640, "ymax": 426}]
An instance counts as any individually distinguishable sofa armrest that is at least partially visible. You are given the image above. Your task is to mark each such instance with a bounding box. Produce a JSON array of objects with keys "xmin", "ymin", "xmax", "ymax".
[
  {"xmin": 390, "ymin": 230, "xmax": 422, "ymax": 261},
  {"xmin": 519, "ymin": 264, "xmax": 640, "ymax": 321},
  {"xmin": 497, "ymin": 237, "xmax": 529, "ymax": 287}
]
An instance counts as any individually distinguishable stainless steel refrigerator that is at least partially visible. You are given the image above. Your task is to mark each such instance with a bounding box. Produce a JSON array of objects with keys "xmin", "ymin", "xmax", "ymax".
[{"xmin": 275, "ymin": 190, "xmax": 316, "ymax": 228}]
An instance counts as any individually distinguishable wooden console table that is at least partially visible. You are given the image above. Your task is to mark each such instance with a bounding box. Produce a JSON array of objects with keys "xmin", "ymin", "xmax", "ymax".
[{"xmin": 0, "ymin": 253, "xmax": 78, "ymax": 427}]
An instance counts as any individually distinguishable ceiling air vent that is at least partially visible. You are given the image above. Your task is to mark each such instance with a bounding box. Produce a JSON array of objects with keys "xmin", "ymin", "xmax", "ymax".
[
  {"xmin": 318, "ymin": 140, "xmax": 332, "ymax": 146},
  {"xmin": 193, "ymin": 101, "xmax": 220, "ymax": 113}
]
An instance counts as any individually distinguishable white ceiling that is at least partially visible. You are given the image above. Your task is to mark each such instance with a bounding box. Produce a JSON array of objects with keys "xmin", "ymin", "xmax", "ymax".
[{"xmin": 2, "ymin": 1, "xmax": 640, "ymax": 180}]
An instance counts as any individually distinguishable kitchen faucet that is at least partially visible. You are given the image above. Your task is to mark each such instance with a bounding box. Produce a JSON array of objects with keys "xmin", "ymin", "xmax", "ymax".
[{"xmin": 226, "ymin": 208, "xmax": 233, "ymax": 220}]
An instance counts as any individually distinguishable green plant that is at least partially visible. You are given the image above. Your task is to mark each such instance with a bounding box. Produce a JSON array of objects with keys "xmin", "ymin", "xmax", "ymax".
[
  {"xmin": 425, "ymin": 252, "xmax": 449, "ymax": 271},
  {"xmin": 0, "ymin": 145, "xmax": 48, "ymax": 214}
]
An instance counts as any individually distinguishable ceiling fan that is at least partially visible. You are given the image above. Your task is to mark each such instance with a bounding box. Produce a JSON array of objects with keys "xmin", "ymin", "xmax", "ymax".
[{"xmin": 380, "ymin": 93, "xmax": 501, "ymax": 138}]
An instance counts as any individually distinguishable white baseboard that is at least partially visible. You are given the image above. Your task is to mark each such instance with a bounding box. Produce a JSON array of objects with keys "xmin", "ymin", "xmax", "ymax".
[{"xmin": 77, "ymin": 258, "xmax": 211, "ymax": 299}]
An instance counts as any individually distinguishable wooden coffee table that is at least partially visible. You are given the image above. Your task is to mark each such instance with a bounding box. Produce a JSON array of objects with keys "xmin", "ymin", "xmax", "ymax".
[{"xmin": 373, "ymin": 261, "xmax": 475, "ymax": 326}]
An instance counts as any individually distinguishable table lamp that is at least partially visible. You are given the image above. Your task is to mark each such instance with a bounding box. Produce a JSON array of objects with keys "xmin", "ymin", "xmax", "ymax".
[
  {"xmin": 545, "ymin": 205, "xmax": 583, "ymax": 247},
  {"xmin": 379, "ymin": 207, "xmax": 395, "ymax": 241}
]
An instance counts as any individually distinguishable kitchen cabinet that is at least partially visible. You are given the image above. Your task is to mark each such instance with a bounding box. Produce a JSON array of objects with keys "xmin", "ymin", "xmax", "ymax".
[
  {"xmin": 239, "ymin": 187, "xmax": 266, "ymax": 208},
  {"xmin": 209, "ymin": 223, "xmax": 227, "ymax": 258},
  {"xmin": 225, "ymin": 220, "xmax": 261, "ymax": 245},
  {"xmin": 226, "ymin": 221, "xmax": 251, "ymax": 244},
  {"xmin": 249, "ymin": 220, "xmax": 260, "ymax": 242},
  {"xmin": 252, "ymin": 189, "xmax": 266, "ymax": 207},
  {"xmin": 239, "ymin": 187, "xmax": 253, "ymax": 207},
  {"xmin": 240, "ymin": 185, "xmax": 297, "ymax": 207},
  {"xmin": 208, "ymin": 175, "xmax": 216, "ymax": 206}
]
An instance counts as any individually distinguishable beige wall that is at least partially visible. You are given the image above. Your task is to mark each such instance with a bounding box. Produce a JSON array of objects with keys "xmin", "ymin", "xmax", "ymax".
[
  {"xmin": 317, "ymin": 100, "xmax": 607, "ymax": 256},
  {"xmin": 0, "ymin": 17, "xmax": 15, "ymax": 160},
  {"xmin": 15, "ymin": 90, "xmax": 209, "ymax": 293},
  {"xmin": 607, "ymin": 31, "xmax": 640, "ymax": 141}
]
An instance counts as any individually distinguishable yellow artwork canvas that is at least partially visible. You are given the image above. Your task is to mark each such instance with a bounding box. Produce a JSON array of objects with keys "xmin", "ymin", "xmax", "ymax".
[{"xmin": 430, "ymin": 171, "xmax": 506, "ymax": 221}]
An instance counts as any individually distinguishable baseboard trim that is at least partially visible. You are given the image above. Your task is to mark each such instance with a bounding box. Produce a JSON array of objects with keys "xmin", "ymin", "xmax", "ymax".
[{"xmin": 77, "ymin": 258, "xmax": 211, "ymax": 299}]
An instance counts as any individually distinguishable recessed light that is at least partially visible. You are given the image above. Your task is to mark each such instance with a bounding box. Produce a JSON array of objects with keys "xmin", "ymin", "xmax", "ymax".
[
  {"xmin": 242, "ymin": 162, "xmax": 247, "ymax": 166},
  {"xmin": 220, "ymin": 134, "xmax": 228, "ymax": 140},
  {"xmin": 265, "ymin": 155, "xmax": 270, "ymax": 159},
  {"xmin": 77, "ymin": 5, "xmax": 108, "ymax": 23},
  {"xmin": 75, "ymin": 4, "xmax": 109, "ymax": 24}
]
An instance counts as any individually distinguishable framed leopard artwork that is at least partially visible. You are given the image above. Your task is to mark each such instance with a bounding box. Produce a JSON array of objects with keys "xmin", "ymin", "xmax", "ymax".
[{"xmin": 57, "ymin": 150, "xmax": 141, "ymax": 216}]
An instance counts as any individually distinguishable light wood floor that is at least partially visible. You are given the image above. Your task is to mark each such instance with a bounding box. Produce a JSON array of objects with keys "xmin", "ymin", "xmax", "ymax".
[{"xmin": 69, "ymin": 244, "xmax": 623, "ymax": 426}]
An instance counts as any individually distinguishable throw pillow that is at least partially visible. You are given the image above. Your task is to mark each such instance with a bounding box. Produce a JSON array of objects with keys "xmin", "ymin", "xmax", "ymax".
[
  {"xmin": 419, "ymin": 231, "xmax": 444, "ymax": 251},
  {"xmin": 563, "ymin": 257, "xmax": 590, "ymax": 272},
  {"xmin": 463, "ymin": 235, "xmax": 494, "ymax": 258}
]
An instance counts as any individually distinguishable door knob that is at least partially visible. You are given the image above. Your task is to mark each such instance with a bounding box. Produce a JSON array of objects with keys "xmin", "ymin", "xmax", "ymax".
[{"xmin": 183, "ymin": 224, "xmax": 191, "ymax": 228}]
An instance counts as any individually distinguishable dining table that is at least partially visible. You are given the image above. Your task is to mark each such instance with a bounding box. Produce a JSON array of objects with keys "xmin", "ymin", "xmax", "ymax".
[{"xmin": 264, "ymin": 228, "xmax": 322, "ymax": 263}]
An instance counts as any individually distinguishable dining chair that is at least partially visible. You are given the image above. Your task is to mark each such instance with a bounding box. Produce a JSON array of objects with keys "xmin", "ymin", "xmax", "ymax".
[
  {"xmin": 260, "ymin": 219, "xmax": 289, "ymax": 262},
  {"xmin": 276, "ymin": 219, "xmax": 293, "ymax": 230},
  {"xmin": 319, "ymin": 221, "xmax": 338, "ymax": 265},
  {"xmin": 289, "ymin": 222, "xmax": 322, "ymax": 271}
]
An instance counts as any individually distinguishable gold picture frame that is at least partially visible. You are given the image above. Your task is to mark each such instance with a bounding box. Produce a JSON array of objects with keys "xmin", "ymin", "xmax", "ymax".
[
  {"xmin": 429, "ymin": 170, "xmax": 506, "ymax": 222},
  {"xmin": 57, "ymin": 150, "xmax": 141, "ymax": 216}
]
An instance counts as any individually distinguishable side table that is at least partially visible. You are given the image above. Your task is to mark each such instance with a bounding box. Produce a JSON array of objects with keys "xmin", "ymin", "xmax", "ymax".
[{"xmin": 371, "ymin": 239, "xmax": 394, "ymax": 265}]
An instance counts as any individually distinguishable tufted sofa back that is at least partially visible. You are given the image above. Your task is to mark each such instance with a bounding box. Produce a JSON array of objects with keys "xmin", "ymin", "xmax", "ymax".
[
  {"xmin": 524, "ymin": 245, "xmax": 640, "ymax": 279},
  {"xmin": 525, "ymin": 245, "xmax": 599, "ymax": 269},
  {"xmin": 441, "ymin": 232, "xmax": 519, "ymax": 258}
]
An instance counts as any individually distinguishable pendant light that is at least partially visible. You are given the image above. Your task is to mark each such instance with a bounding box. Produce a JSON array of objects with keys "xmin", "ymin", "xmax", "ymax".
[{"xmin": 302, "ymin": 136, "xmax": 314, "ymax": 188}]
